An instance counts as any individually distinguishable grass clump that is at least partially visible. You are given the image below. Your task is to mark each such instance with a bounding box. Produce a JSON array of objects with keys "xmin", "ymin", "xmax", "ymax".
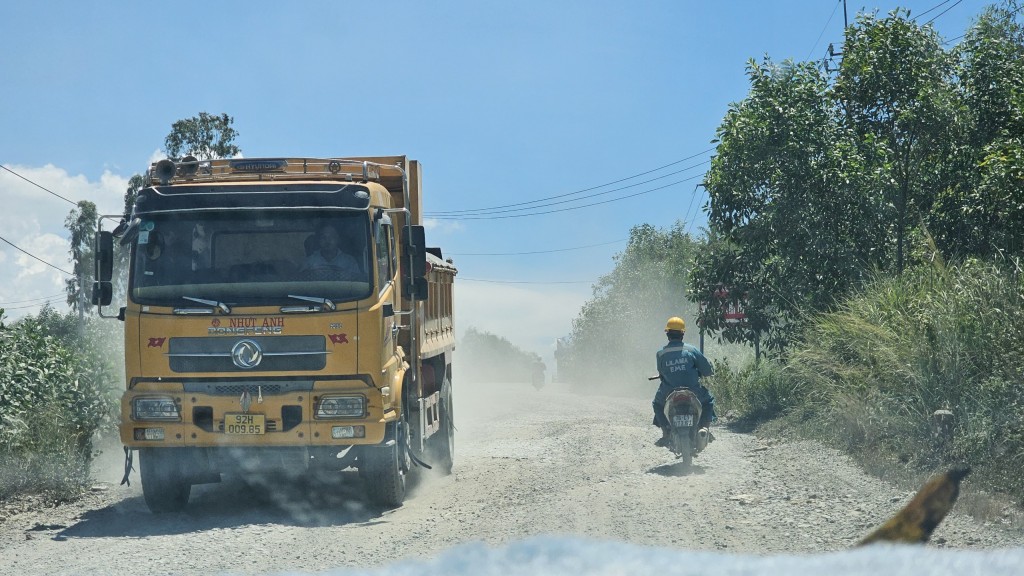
[{"xmin": 721, "ymin": 260, "xmax": 1024, "ymax": 501}]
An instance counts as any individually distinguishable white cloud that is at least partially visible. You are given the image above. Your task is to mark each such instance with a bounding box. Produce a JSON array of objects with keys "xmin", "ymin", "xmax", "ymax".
[
  {"xmin": 146, "ymin": 149, "xmax": 165, "ymax": 166},
  {"xmin": 0, "ymin": 164, "xmax": 127, "ymax": 320},
  {"xmin": 423, "ymin": 218, "xmax": 464, "ymax": 233}
]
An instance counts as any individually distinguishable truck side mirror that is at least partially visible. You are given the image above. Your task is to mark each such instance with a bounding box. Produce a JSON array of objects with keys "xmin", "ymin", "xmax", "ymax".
[
  {"xmin": 400, "ymin": 225, "xmax": 429, "ymax": 301},
  {"xmin": 92, "ymin": 231, "xmax": 114, "ymax": 306},
  {"xmin": 401, "ymin": 225, "xmax": 427, "ymax": 278},
  {"xmin": 91, "ymin": 281, "xmax": 113, "ymax": 306},
  {"xmin": 411, "ymin": 277, "xmax": 428, "ymax": 301}
]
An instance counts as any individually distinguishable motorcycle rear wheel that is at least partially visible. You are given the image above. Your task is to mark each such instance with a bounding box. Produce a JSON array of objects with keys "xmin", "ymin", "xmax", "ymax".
[{"xmin": 674, "ymin": 431, "xmax": 693, "ymax": 469}]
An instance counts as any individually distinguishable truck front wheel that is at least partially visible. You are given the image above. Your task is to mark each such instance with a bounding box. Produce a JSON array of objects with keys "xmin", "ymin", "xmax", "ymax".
[
  {"xmin": 139, "ymin": 448, "xmax": 192, "ymax": 513},
  {"xmin": 361, "ymin": 419, "xmax": 410, "ymax": 507}
]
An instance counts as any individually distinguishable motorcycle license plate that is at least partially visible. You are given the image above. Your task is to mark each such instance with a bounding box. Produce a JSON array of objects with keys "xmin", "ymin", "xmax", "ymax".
[
  {"xmin": 224, "ymin": 413, "xmax": 265, "ymax": 435},
  {"xmin": 672, "ymin": 414, "xmax": 694, "ymax": 427}
]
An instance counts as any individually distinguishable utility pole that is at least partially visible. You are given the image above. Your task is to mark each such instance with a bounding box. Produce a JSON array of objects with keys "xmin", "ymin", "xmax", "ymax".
[
  {"xmin": 77, "ymin": 270, "xmax": 85, "ymax": 335},
  {"xmin": 824, "ymin": 1, "xmax": 849, "ymax": 75}
]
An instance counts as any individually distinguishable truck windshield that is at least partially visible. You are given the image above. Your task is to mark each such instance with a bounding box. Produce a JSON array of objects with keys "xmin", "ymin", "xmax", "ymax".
[{"xmin": 129, "ymin": 211, "xmax": 372, "ymax": 306}]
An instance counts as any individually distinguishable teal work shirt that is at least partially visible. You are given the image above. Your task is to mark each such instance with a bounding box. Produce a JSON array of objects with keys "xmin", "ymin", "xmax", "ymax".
[{"xmin": 655, "ymin": 339, "xmax": 714, "ymax": 404}]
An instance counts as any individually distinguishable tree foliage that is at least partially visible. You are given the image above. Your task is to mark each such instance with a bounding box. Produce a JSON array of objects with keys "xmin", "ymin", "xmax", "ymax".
[
  {"xmin": 456, "ymin": 327, "xmax": 542, "ymax": 384},
  {"xmin": 934, "ymin": 3, "xmax": 1024, "ymax": 259},
  {"xmin": 63, "ymin": 200, "xmax": 98, "ymax": 313},
  {"xmin": 163, "ymin": 112, "xmax": 240, "ymax": 161},
  {"xmin": 694, "ymin": 58, "xmax": 886, "ymax": 353},
  {"xmin": 692, "ymin": 5, "xmax": 1024, "ymax": 354},
  {"xmin": 834, "ymin": 9, "xmax": 958, "ymax": 274},
  {"xmin": 560, "ymin": 223, "xmax": 700, "ymax": 387}
]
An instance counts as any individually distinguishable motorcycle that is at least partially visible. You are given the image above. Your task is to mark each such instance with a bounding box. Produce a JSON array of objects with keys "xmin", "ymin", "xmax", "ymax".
[{"xmin": 649, "ymin": 376, "xmax": 711, "ymax": 468}]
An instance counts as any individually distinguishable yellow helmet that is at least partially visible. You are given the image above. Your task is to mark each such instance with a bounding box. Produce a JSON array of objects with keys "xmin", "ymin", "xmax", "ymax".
[{"xmin": 665, "ymin": 316, "xmax": 686, "ymax": 332}]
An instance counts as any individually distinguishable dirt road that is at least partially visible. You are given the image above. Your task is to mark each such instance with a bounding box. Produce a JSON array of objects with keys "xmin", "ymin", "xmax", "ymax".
[{"xmin": 1, "ymin": 381, "xmax": 1020, "ymax": 575}]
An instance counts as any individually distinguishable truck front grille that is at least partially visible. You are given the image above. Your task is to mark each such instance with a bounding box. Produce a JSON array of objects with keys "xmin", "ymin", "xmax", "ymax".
[{"xmin": 167, "ymin": 336, "xmax": 327, "ymax": 373}]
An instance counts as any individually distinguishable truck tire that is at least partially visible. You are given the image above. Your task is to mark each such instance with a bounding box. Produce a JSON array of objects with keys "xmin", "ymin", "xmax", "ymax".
[
  {"xmin": 431, "ymin": 381, "xmax": 454, "ymax": 475},
  {"xmin": 139, "ymin": 448, "xmax": 191, "ymax": 513},
  {"xmin": 362, "ymin": 418, "xmax": 410, "ymax": 507}
]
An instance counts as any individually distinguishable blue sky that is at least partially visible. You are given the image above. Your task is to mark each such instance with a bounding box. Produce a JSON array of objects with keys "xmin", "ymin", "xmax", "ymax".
[{"xmin": 0, "ymin": 1, "xmax": 992, "ymax": 358}]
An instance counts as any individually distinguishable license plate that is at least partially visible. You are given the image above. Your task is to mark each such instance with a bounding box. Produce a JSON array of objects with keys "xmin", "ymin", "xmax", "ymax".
[
  {"xmin": 672, "ymin": 414, "xmax": 694, "ymax": 427},
  {"xmin": 224, "ymin": 413, "xmax": 266, "ymax": 435}
]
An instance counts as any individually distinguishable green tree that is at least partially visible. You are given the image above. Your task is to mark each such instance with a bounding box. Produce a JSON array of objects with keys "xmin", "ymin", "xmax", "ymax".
[
  {"xmin": 163, "ymin": 112, "xmax": 240, "ymax": 161},
  {"xmin": 692, "ymin": 58, "xmax": 882, "ymax": 354},
  {"xmin": 122, "ymin": 173, "xmax": 145, "ymax": 221},
  {"xmin": 934, "ymin": 3, "xmax": 1024, "ymax": 259},
  {"xmin": 63, "ymin": 200, "xmax": 98, "ymax": 313},
  {"xmin": 834, "ymin": 10, "xmax": 959, "ymax": 274},
  {"xmin": 456, "ymin": 327, "xmax": 541, "ymax": 383},
  {"xmin": 562, "ymin": 222, "xmax": 699, "ymax": 386}
]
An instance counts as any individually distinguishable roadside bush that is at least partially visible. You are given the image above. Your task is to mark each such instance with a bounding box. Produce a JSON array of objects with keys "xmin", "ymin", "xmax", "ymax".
[
  {"xmin": 709, "ymin": 358, "xmax": 805, "ymax": 425},
  {"xmin": 0, "ymin": 307, "xmax": 118, "ymax": 502},
  {"xmin": 722, "ymin": 261, "xmax": 1024, "ymax": 501}
]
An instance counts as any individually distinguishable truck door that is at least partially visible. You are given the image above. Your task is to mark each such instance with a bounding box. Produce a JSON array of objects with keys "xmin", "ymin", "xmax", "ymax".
[{"xmin": 374, "ymin": 215, "xmax": 400, "ymax": 393}]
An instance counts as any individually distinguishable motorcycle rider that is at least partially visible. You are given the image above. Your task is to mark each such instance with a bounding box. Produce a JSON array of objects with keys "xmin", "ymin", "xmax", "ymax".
[{"xmin": 653, "ymin": 316, "xmax": 715, "ymax": 447}]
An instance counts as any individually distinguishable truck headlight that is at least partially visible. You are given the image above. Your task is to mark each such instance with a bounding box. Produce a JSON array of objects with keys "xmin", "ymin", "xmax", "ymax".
[
  {"xmin": 133, "ymin": 396, "xmax": 180, "ymax": 421},
  {"xmin": 316, "ymin": 395, "xmax": 365, "ymax": 419}
]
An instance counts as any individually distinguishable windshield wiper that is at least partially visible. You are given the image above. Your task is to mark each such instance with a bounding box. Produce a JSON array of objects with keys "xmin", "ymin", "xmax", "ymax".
[
  {"xmin": 180, "ymin": 296, "xmax": 232, "ymax": 315},
  {"xmin": 286, "ymin": 294, "xmax": 336, "ymax": 311}
]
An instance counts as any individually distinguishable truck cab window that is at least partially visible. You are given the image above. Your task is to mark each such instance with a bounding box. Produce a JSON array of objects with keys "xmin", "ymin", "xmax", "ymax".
[{"xmin": 374, "ymin": 219, "xmax": 395, "ymax": 292}]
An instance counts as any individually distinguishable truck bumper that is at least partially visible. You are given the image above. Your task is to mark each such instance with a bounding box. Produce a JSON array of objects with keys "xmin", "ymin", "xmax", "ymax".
[{"xmin": 120, "ymin": 380, "xmax": 390, "ymax": 449}]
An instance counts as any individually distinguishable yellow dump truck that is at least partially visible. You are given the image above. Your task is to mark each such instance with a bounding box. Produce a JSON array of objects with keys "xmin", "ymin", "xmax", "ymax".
[{"xmin": 92, "ymin": 156, "xmax": 456, "ymax": 512}]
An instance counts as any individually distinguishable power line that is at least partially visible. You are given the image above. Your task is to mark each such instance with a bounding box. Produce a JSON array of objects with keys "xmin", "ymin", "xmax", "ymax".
[
  {"xmin": 807, "ymin": 0, "xmax": 842, "ymax": 60},
  {"xmin": 915, "ymin": 0, "xmax": 955, "ymax": 21},
  {"xmin": 0, "ymin": 234, "xmax": 74, "ymax": 275},
  {"xmin": 429, "ymin": 174, "xmax": 703, "ymax": 220},
  {"xmin": 428, "ymin": 159, "xmax": 709, "ymax": 217},
  {"xmin": 684, "ymin": 186, "xmax": 706, "ymax": 236},
  {"xmin": 0, "ymin": 292, "xmax": 68, "ymax": 306},
  {"xmin": 944, "ymin": 3, "xmax": 1024, "ymax": 45},
  {"xmin": 924, "ymin": 0, "xmax": 965, "ymax": 26},
  {"xmin": 425, "ymin": 148, "xmax": 715, "ymax": 216},
  {"xmin": 0, "ymin": 164, "xmax": 77, "ymax": 206},
  {"xmin": 450, "ymin": 238, "xmax": 627, "ymax": 257},
  {"xmin": 1, "ymin": 298, "xmax": 66, "ymax": 311}
]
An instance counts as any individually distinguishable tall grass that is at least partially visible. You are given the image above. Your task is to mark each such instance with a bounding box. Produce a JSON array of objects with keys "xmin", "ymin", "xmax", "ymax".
[{"xmin": 722, "ymin": 260, "xmax": 1024, "ymax": 500}]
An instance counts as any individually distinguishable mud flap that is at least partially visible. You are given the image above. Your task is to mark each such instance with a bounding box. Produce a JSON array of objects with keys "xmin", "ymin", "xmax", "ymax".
[{"xmin": 120, "ymin": 446, "xmax": 134, "ymax": 486}]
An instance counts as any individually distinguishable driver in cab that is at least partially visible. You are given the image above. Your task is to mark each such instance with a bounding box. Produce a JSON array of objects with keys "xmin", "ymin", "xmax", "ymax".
[{"xmin": 302, "ymin": 223, "xmax": 361, "ymax": 280}]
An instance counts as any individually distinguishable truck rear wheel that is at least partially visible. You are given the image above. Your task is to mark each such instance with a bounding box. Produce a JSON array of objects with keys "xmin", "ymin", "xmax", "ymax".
[
  {"xmin": 361, "ymin": 419, "xmax": 410, "ymax": 507},
  {"xmin": 139, "ymin": 448, "xmax": 192, "ymax": 513}
]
